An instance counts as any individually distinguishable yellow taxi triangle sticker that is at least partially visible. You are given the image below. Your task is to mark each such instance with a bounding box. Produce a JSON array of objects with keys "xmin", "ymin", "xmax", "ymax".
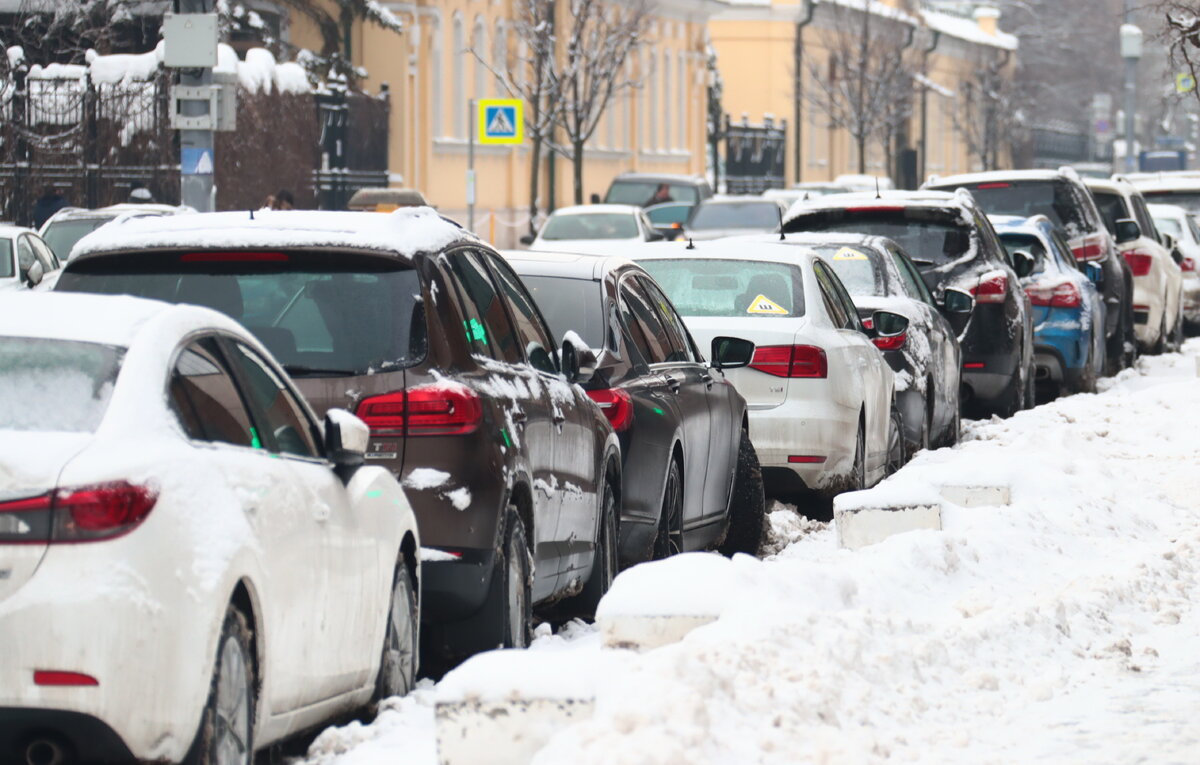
[
  {"xmin": 747, "ymin": 294, "xmax": 789, "ymax": 315},
  {"xmin": 834, "ymin": 247, "xmax": 868, "ymax": 261}
]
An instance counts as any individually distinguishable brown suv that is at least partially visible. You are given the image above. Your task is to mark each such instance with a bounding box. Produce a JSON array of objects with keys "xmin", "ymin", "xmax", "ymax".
[{"xmin": 54, "ymin": 208, "xmax": 622, "ymax": 662}]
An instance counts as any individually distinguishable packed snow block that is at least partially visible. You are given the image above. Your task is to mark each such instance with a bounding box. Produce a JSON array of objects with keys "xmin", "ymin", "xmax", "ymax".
[
  {"xmin": 435, "ymin": 649, "xmax": 597, "ymax": 765},
  {"xmin": 596, "ymin": 553, "xmax": 734, "ymax": 651},
  {"xmin": 834, "ymin": 501, "xmax": 942, "ymax": 550},
  {"xmin": 940, "ymin": 484, "xmax": 1012, "ymax": 508}
]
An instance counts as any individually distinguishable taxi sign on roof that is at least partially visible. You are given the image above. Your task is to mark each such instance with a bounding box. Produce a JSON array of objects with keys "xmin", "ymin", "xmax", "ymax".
[
  {"xmin": 478, "ymin": 99, "xmax": 523, "ymax": 145},
  {"xmin": 747, "ymin": 294, "xmax": 789, "ymax": 315}
]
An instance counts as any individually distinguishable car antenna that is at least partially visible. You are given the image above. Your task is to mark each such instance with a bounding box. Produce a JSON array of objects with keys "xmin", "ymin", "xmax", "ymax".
[
  {"xmin": 777, "ymin": 204, "xmax": 786, "ymax": 240},
  {"xmin": 249, "ymin": 208, "xmax": 255, "ymax": 220},
  {"xmin": 875, "ymin": 176, "xmax": 882, "ymax": 199},
  {"xmin": 686, "ymin": 237, "xmax": 695, "ymax": 250}
]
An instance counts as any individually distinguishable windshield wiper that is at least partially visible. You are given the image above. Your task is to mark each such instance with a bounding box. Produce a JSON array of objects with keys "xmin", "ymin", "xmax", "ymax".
[{"xmin": 283, "ymin": 364, "xmax": 359, "ymax": 377}]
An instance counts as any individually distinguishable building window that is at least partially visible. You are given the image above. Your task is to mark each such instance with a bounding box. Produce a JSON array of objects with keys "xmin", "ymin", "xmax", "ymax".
[{"xmin": 452, "ymin": 14, "xmax": 465, "ymax": 138}]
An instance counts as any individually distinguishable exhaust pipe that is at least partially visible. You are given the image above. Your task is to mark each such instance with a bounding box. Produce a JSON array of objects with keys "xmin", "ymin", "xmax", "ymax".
[
  {"xmin": 1035, "ymin": 365, "xmax": 1051, "ymax": 381},
  {"xmin": 25, "ymin": 738, "xmax": 65, "ymax": 765}
]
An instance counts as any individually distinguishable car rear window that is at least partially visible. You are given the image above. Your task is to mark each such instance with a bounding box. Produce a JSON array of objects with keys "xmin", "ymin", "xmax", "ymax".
[
  {"xmin": 540, "ymin": 213, "xmax": 638, "ymax": 241},
  {"xmin": 645, "ymin": 204, "xmax": 693, "ymax": 226},
  {"xmin": 638, "ymin": 258, "xmax": 806, "ymax": 318},
  {"xmin": 957, "ymin": 181, "xmax": 1090, "ymax": 235},
  {"xmin": 56, "ymin": 251, "xmax": 426, "ymax": 376},
  {"xmin": 689, "ymin": 202, "xmax": 780, "ymax": 231},
  {"xmin": 0, "ymin": 240, "xmax": 12, "ymax": 278},
  {"xmin": 42, "ymin": 218, "xmax": 112, "ymax": 261},
  {"xmin": 519, "ymin": 275, "xmax": 606, "ymax": 350},
  {"xmin": 1141, "ymin": 190, "xmax": 1200, "ymax": 216},
  {"xmin": 0, "ymin": 337, "xmax": 123, "ymax": 432},
  {"xmin": 810, "ymin": 245, "xmax": 885, "ymax": 296},
  {"xmin": 605, "ymin": 181, "xmax": 701, "ymax": 206},
  {"xmin": 787, "ymin": 209, "xmax": 974, "ymax": 268}
]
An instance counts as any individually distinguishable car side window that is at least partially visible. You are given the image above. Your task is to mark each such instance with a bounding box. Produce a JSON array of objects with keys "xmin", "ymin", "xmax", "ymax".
[
  {"xmin": 225, "ymin": 341, "xmax": 321, "ymax": 458},
  {"xmin": 446, "ymin": 250, "xmax": 522, "ymax": 364},
  {"xmin": 1048, "ymin": 230, "xmax": 1079, "ymax": 271},
  {"xmin": 28, "ymin": 236, "xmax": 57, "ymax": 271},
  {"xmin": 618, "ymin": 278, "xmax": 673, "ymax": 364},
  {"xmin": 812, "ymin": 261, "xmax": 851, "ymax": 329},
  {"xmin": 888, "ymin": 248, "xmax": 927, "ymax": 304},
  {"xmin": 1131, "ymin": 196, "xmax": 1159, "ymax": 241},
  {"xmin": 168, "ymin": 338, "xmax": 258, "ymax": 448},
  {"xmin": 617, "ymin": 287, "xmax": 655, "ymax": 365},
  {"xmin": 638, "ymin": 276, "xmax": 695, "ymax": 363},
  {"xmin": 485, "ymin": 253, "xmax": 559, "ymax": 375},
  {"xmin": 823, "ymin": 265, "xmax": 864, "ymax": 332}
]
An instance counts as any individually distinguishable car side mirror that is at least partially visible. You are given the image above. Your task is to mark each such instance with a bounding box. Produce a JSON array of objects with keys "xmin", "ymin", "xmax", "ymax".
[
  {"xmin": 590, "ymin": 193, "xmax": 601, "ymax": 205},
  {"xmin": 940, "ymin": 287, "xmax": 975, "ymax": 314},
  {"xmin": 519, "ymin": 234, "xmax": 535, "ymax": 246},
  {"xmin": 711, "ymin": 336, "xmax": 755, "ymax": 370},
  {"xmin": 1115, "ymin": 218, "xmax": 1141, "ymax": 244},
  {"xmin": 25, "ymin": 260, "xmax": 44, "ymax": 287},
  {"xmin": 1012, "ymin": 250, "xmax": 1036, "ymax": 279},
  {"xmin": 1161, "ymin": 232, "xmax": 1177, "ymax": 251},
  {"xmin": 1085, "ymin": 261, "xmax": 1105, "ymax": 285},
  {"xmin": 561, "ymin": 333, "xmax": 597, "ymax": 384},
  {"xmin": 325, "ymin": 408, "xmax": 368, "ymax": 478},
  {"xmin": 871, "ymin": 310, "xmax": 909, "ymax": 337}
]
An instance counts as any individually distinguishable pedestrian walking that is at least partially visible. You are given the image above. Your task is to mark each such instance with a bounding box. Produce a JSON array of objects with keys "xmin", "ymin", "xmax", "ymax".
[{"xmin": 32, "ymin": 186, "xmax": 68, "ymax": 229}]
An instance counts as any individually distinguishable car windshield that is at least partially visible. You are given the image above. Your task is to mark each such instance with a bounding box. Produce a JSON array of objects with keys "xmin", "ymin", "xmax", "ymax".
[
  {"xmin": 540, "ymin": 213, "xmax": 638, "ymax": 241},
  {"xmin": 645, "ymin": 204, "xmax": 693, "ymax": 226},
  {"xmin": 0, "ymin": 239, "xmax": 12, "ymax": 278},
  {"xmin": 605, "ymin": 181, "xmax": 701, "ymax": 206},
  {"xmin": 0, "ymin": 337, "xmax": 123, "ymax": 433},
  {"xmin": 689, "ymin": 202, "xmax": 780, "ymax": 231},
  {"xmin": 639, "ymin": 258, "xmax": 806, "ymax": 318},
  {"xmin": 519, "ymin": 275, "xmax": 605, "ymax": 349},
  {"xmin": 998, "ymin": 233, "xmax": 1050, "ymax": 276},
  {"xmin": 811, "ymin": 245, "xmax": 885, "ymax": 296},
  {"xmin": 953, "ymin": 181, "xmax": 1090, "ymax": 235},
  {"xmin": 1154, "ymin": 216, "xmax": 1182, "ymax": 239},
  {"xmin": 789, "ymin": 210, "xmax": 974, "ymax": 268},
  {"xmin": 56, "ymin": 252, "xmax": 426, "ymax": 376},
  {"xmin": 1140, "ymin": 190, "xmax": 1200, "ymax": 216},
  {"xmin": 42, "ymin": 218, "xmax": 114, "ymax": 261},
  {"xmin": 1091, "ymin": 191, "xmax": 1129, "ymax": 235}
]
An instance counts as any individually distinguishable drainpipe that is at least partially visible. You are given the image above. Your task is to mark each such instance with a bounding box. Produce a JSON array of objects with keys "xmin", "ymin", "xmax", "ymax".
[
  {"xmin": 919, "ymin": 30, "xmax": 941, "ymax": 183},
  {"xmin": 793, "ymin": 0, "xmax": 818, "ymax": 184}
]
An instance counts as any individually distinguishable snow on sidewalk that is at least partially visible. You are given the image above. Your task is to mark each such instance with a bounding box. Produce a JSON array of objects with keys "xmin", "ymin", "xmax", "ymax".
[{"xmin": 302, "ymin": 343, "xmax": 1200, "ymax": 764}]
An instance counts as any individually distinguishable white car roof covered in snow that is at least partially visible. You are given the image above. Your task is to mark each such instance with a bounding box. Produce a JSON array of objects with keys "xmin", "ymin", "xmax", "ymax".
[
  {"xmin": 70, "ymin": 206, "xmax": 473, "ymax": 261},
  {"xmin": 924, "ymin": 168, "xmax": 1082, "ymax": 188},
  {"xmin": 783, "ymin": 189, "xmax": 973, "ymax": 225},
  {"xmin": 1147, "ymin": 203, "xmax": 1190, "ymax": 219},
  {"xmin": 546, "ymin": 204, "xmax": 643, "ymax": 217},
  {"xmin": 1124, "ymin": 173, "xmax": 1200, "ymax": 193},
  {"xmin": 628, "ymin": 237, "xmax": 823, "ymax": 267}
]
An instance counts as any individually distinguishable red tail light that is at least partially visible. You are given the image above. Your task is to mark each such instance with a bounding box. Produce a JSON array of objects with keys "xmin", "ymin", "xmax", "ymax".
[
  {"xmin": 34, "ymin": 670, "xmax": 99, "ymax": 687},
  {"xmin": 872, "ymin": 332, "xmax": 907, "ymax": 351},
  {"xmin": 1026, "ymin": 281, "xmax": 1081, "ymax": 308},
  {"xmin": 0, "ymin": 482, "xmax": 156, "ymax": 544},
  {"xmin": 975, "ymin": 182, "xmax": 1012, "ymax": 190},
  {"xmin": 1071, "ymin": 234, "xmax": 1105, "ymax": 261},
  {"xmin": 1183, "ymin": 257, "xmax": 1196, "ymax": 273},
  {"xmin": 586, "ymin": 389, "xmax": 634, "ymax": 432},
  {"xmin": 749, "ymin": 345, "xmax": 828, "ymax": 378},
  {"xmin": 356, "ymin": 386, "xmax": 482, "ymax": 437},
  {"xmin": 970, "ymin": 274, "xmax": 1008, "ymax": 304},
  {"xmin": 1123, "ymin": 251, "xmax": 1153, "ymax": 277}
]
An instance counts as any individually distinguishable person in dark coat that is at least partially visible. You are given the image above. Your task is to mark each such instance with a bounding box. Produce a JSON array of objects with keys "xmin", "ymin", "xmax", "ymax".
[{"xmin": 32, "ymin": 186, "xmax": 68, "ymax": 229}]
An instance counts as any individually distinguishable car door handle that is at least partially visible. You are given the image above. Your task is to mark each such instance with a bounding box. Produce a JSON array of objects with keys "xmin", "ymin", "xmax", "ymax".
[
  {"xmin": 699, "ymin": 372, "xmax": 714, "ymax": 388},
  {"xmin": 664, "ymin": 376, "xmax": 682, "ymax": 393}
]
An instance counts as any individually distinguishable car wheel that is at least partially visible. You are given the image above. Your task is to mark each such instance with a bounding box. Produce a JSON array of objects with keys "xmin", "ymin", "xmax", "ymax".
[
  {"xmin": 500, "ymin": 511, "xmax": 533, "ymax": 649},
  {"xmin": 717, "ymin": 430, "xmax": 766, "ymax": 557},
  {"xmin": 653, "ymin": 457, "xmax": 684, "ymax": 559},
  {"xmin": 372, "ymin": 564, "xmax": 417, "ymax": 706},
  {"xmin": 185, "ymin": 606, "xmax": 255, "ymax": 765},
  {"xmin": 560, "ymin": 474, "xmax": 619, "ymax": 618},
  {"xmin": 885, "ymin": 405, "xmax": 905, "ymax": 477}
]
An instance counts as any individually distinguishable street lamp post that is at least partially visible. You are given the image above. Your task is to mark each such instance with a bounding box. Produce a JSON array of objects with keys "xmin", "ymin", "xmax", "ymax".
[{"xmin": 1121, "ymin": 23, "xmax": 1143, "ymax": 173}]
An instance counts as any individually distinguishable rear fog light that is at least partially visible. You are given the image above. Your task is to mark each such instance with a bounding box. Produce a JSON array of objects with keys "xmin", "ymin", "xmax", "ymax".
[{"xmin": 34, "ymin": 671, "xmax": 98, "ymax": 687}]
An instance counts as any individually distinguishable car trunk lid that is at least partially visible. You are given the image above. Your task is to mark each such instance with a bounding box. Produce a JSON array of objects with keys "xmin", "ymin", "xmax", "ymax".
[{"xmin": 685, "ymin": 317, "xmax": 808, "ymax": 409}]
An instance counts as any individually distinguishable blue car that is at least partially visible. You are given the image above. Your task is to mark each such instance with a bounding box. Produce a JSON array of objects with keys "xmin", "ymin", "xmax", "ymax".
[{"xmin": 991, "ymin": 215, "xmax": 1107, "ymax": 396}]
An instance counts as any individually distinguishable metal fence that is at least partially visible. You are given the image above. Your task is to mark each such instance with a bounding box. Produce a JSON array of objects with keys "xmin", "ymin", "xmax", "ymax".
[{"xmin": 724, "ymin": 114, "xmax": 787, "ymax": 195}]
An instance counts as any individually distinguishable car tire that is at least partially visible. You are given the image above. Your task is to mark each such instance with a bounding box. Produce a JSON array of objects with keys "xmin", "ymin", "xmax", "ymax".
[
  {"xmin": 653, "ymin": 457, "xmax": 684, "ymax": 559},
  {"xmin": 885, "ymin": 404, "xmax": 905, "ymax": 477},
  {"xmin": 185, "ymin": 605, "xmax": 255, "ymax": 765},
  {"xmin": 558, "ymin": 473, "xmax": 619, "ymax": 618},
  {"xmin": 372, "ymin": 564, "xmax": 418, "ymax": 707},
  {"xmin": 498, "ymin": 510, "xmax": 533, "ymax": 649},
  {"xmin": 717, "ymin": 430, "xmax": 766, "ymax": 557}
]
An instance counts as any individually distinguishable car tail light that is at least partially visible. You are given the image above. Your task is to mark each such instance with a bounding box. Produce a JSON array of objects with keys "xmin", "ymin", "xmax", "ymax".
[
  {"xmin": 356, "ymin": 387, "xmax": 482, "ymax": 438},
  {"xmin": 971, "ymin": 274, "xmax": 1008, "ymax": 304},
  {"xmin": 1026, "ymin": 281, "xmax": 1082, "ymax": 308},
  {"xmin": 0, "ymin": 482, "xmax": 156, "ymax": 544},
  {"xmin": 861, "ymin": 317, "xmax": 874, "ymax": 330},
  {"xmin": 1183, "ymin": 257, "xmax": 1196, "ymax": 272},
  {"xmin": 872, "ymin": 332, "xmax": 907, "ymax": 351},
  {"xmin": 1123, "ymin": 251, "xmax": 1153, "ymax": 277},
  {"xmin": 180, "ymin": 251, "xmax": 289, "ymax": 263},
  {"xmin": 749, "ymin": 345, "xmax": 828, "ymax": 378},
  {"xmin": 964, "ymin": 362, "xmax": 986, "ymax": 369},
  {"xmin": 788, "ymin": 455, "xmax": 827, "ymax": 464},
  {"xmin": 34, "ymin": 670, "xmax": 99, "ymax": 687},
  {"xmin": 586, "ymin": 389, "xmax": 634, "ymax": 432},
  {"xmin": 975, "ymin": 182, "xmax": 1012, "ymax": 190},
  {"xmin": 1071, "ymin": 233, "xmax": 1106, "ymax": 261}
]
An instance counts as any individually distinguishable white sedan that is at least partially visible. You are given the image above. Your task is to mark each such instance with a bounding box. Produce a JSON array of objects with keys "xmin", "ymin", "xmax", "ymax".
[
  {"xmin": 1149, "ymin": 202, "xmax": 1200, "ymax": 333},
  {"xmin": 0, "ymin": 224, "xmax": 60, "ymax": 292},
  {"xmin": 635, "ymin": 240, "xmax": 901, "ymax": 500},
  {"xmin": 523, "ymin": 204, "xmax": 664, "ymax": 253},
  {"xmin": 0, "ymin": 293, "xmax": 420, "ymax": 765}
]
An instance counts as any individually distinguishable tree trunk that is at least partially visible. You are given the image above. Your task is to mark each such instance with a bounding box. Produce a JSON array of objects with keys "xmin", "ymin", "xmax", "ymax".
[
  {"xmin": 857, "ymin": 134, "xmax": 867, "ymax": 174},
  {"xmin": 573, "ymin": 138, "xmax": 586, "ymax": 205},
  {"xmin": 528, "ymin": 135, "xmax": 543, "ymax": 237}
]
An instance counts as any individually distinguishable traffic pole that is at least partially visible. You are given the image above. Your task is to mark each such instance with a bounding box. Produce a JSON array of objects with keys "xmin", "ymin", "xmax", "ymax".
[
  {"xmin": 467, "ymin": 98, "xmax": 476, "ymax": 232},
  {"xmin": 176, "ymin": 0, "xmax": 215, "ymax": 211}
]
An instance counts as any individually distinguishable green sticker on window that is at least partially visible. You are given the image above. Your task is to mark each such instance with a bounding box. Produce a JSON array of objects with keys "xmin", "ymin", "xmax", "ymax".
[
  {"xmin": 250, "ymin": 426, "xmax": 263, "ymax": 450},
  {"xmin": 464, "ymin": 318, "xmax": 489, "ymax": 345}
]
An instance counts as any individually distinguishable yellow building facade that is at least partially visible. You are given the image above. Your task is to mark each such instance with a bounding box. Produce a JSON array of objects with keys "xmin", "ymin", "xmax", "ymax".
[{"xmin": 709, "ymin": 0, "xmax": 1018, "ymax": 187}]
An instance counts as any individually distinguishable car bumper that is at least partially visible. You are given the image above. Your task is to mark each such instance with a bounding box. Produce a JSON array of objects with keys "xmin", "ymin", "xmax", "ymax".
[
  {"xmin": 747, "ymin": 397, "xmax": 858, "ymax": 496},
  {"xmin": 1131, "ymin": 278, "xmax": 1166, "ymax": 344},
  {"xmin": 0, "ymin": 708, "xmax": 135, "ymax": 764},
  {"xmin": 1183, "ymin": 275, "xmax": 1200, "ymax": 322},
  {"xmin": 1033, "ymin": 307, "xmax": 1089, "ymax": 371}
]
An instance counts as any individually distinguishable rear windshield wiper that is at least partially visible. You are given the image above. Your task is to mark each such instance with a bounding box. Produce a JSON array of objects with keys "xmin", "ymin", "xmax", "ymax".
[{"xmin": 283, "ymin": 364, "xmax": 359, "ymax": 377}]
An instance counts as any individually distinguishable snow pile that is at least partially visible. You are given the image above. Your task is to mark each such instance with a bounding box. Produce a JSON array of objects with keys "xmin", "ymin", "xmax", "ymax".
[
  {"xmin": 215, "ymin": 44, "xmax": 311, "ymax": 95},
  {"xmin": 301, "ymin": 341, "xmax": 1200, "ymax": 763}
]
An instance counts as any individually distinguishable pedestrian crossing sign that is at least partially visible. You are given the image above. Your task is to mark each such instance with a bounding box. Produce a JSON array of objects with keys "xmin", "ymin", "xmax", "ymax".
[{"xmin": 478, "ymin": 99, "xmax": 524, "ymax": 145}]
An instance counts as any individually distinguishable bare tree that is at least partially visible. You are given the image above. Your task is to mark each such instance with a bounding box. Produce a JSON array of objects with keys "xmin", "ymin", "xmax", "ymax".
[
  {"xmin": 949, "ymin": 48, "xmax": 1021, "ymax": 171},
  {"xmin": 804, "ymin": 2, "xmax": 916, "ymax": 176}
]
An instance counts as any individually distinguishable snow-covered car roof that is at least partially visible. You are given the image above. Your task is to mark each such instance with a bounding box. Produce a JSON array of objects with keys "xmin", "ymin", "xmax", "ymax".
[
  {"xmin": 0, "ymin": 291, "xmax": 243, "ymax": 349},
  {"xmin": 628, "ymin": 237, "xmax": 822, "ymax": 266},
  {"xmin": 1147, "ymin": 202, "xmax": 1190, "ymax": 218},
  {"xmin": 546, "ymin": 204, "xmax": 643, "ymax": 217},
  {"xmin": 0, "ymin": 224, "xmax": 37, "ymax": 240},
  {"xmin": 44, "ymin": 203, "xmax": 189, "ymax": 222},
  {"xmin": 69, "ymin": 206, "xmax": 473, "ymax": 261},
  {"xmin": 783, "ymin": 189, "xmax": 974, "ymax": 226},
  {"xmin": 924, "ymin": 168, "xmax": 1082, "ymax": 188},
  {"xmin": 500, "ymin": 249, "xmax": 639, "ymax": 280},
  {"xmin": 1123, "ymin": 173, "xmax": 1200, "ymax": 193},
  {"xmin": 1083, "ymin": 176, "xmax": 1139, "ymax": 196},
  {"xmin": 611, "ymin": 172, "xmax": 708, "ymax": 184}
]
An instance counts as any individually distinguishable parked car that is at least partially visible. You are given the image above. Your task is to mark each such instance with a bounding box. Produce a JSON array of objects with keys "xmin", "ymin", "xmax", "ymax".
[
  {"xmin": 39, "ymin": 203, "xmax": 188, "ymax": 262},
  {"xmin": 681, "ymin": 197, "xmax": 787, "ymax": 241},
  {"xmin": 1127, "ymin": 172, "xmax": 1200, "ymax": 216},
  {"xmin": 522, "ymin": 204, "xmax": 664, "ymax": 252},
  {"xmin": 774, "ymin": 232, "xmax": 964, "ymax": 452},
  {"xmin": 762, "ymin": 184, "xmax": 855, "ymax": 211},
  {"xmin": 1148, "ymin": 202, "xmax": 1200, "ymax": 333},
  {"xmin": 1085, "ymin": 177, "xmax": 1184, "ymax": 354},
  {"xmin": 502, "ymin": 249, "xmax": 765, "ymax": 564},
  {"xmin": 923, "ymin": 168, "xmax": 1136, "ymax": 373},
  {"xmin": 600, "ymin": 172, "xmax": 714, "ymax": 208},
  {"xmin": 0, "ymin": 224, "xmax": 60, "ymax": 292},
  {"xmin": 0, "ymin": 292, "xmax": 420, "ymax": 765},
  {"xmin": 784, "ymin": 190, "xmax": 1036, "ymax": 418},
  {"xmin": 644, "ymin": 202, "xmax": 696, "ymax": 241},
  {"xmin": 53, "ymin": 207, "xmax": 623, "ymax": 663},
  {"xmin": 992, "ymin": 215, "xmax": 1108, "ymax": 398},
  {"xmin": 633, "ymin": 239, "xmax": 904, "ymax": 505},
  {"xmin": 835, "ymin": 174, "xmax": 895, "ymax": 193}
]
